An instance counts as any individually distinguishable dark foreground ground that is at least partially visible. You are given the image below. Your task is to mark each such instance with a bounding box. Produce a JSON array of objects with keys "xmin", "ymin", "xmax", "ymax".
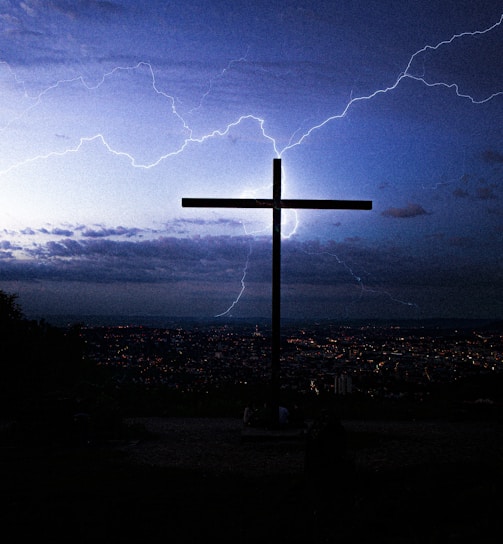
[{"xmin": 1, "ymin": 414, "xmax": 502, "ymax": 543}]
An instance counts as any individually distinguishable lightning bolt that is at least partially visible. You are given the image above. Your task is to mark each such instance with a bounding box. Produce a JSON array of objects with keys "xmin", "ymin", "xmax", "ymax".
[
  {"xmin": 2, "ymin": 15, "xmax": 501, "ymax": 166},
  {"xmin": 1, "ymin": 15, "xmax": 502, "ymax": 317},
  {"xmin": 279, "ymin": 14, "xmax": 503, "ymax": 156},
  {"xmin": 188, "ymin": 48, "xmax": 250, "ymax": 114},
  {"xmin": 214, "ymin": 241, "xmax": 253, "ymax": 318},
  {"xmin": 300, "ymin": 246, "xmax": 420, "ymax": 319}
]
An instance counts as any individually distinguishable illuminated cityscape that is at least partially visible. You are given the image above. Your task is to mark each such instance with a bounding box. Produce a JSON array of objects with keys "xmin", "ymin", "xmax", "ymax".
[{"xmin": 80, "ymin": 320, "xmax": 502, "ymax": 403}]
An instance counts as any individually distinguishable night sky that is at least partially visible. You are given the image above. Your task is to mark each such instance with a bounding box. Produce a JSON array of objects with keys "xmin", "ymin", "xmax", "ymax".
[{"xmin": 0, "ymin": 1, "xmax": 502, "ymax": 322}]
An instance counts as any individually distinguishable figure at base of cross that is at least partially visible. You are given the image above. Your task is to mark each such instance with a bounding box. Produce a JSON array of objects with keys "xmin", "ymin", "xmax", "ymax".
[
  {"xmin": 243, "ymin": 400, "xmax": 290, "ymax": 428},
  {"xmin": 182, "ymin": 158, "xmax": 372, "ymax": 427}
]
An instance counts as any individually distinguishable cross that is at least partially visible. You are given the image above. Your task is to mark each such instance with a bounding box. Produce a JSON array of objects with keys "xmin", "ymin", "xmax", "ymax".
[{"xmin": 182, "ymin": 158, "xmax": 372, "ymax": 427}]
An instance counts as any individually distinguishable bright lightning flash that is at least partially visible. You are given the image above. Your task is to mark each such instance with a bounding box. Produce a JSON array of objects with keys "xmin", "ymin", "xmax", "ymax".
[{"xmin": 1, "ymin": 15, "xmax": 502, "ymax": 317}]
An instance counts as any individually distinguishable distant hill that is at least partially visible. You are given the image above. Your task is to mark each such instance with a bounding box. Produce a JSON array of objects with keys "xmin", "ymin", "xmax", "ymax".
[{"xmin": 31, "ymin": 314, "xmax": 502, "ymax": 331}]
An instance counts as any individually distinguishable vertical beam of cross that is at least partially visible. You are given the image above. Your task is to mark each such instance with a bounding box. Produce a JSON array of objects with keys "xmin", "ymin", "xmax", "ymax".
[
  {"xmin": 182, "ymin": 158, "xmax": 372, "ymax": 427},
  {"xmin": 271, "ymin": 158, "xmax": 281, "ymax": 426}
]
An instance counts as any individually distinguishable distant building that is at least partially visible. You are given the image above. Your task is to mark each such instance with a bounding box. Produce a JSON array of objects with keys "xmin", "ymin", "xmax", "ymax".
[{"xmin": 335, "ymin": 373, "xmax": 352, "ymax": 395}]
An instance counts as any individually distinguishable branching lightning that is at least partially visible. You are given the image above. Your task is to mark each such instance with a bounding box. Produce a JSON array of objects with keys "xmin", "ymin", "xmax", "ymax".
[
  {"xmin": 1, "ymin": 14, "xmax": 502, "ymax": 317},
  {"xmin": 188, "ymin": 48, "xmax": 250, "ymax": 114},
  {"xmin": 301, "ymin": 246, "xmax": 420, "ymax": 318},
  {"xmin": 280, "ymin": 14, "xmax": 503, "ymax": 155}
]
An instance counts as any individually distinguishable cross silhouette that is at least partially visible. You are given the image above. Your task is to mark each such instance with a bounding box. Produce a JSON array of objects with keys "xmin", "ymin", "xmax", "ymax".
[{"xmin": 182, "ymin": 158, "xmax": 372, "ymax": 427}]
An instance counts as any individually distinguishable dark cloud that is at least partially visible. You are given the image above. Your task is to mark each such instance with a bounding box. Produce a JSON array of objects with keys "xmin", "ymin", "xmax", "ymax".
[
  {"xmin": 0, "ymin": 235, "xmax": 375, "ymax": 287},
  {"xmin": 0, "ymin": 240, "xmax": 17, "ymax": 250},
  {"xmin": 21, "ymin": 228, "xmax": 36, "ymax": 235},
  {"xmin": 482, "ymin": 149, "xmax": 503, "ymax": 164},
  {"xmin": 15, "ymin": 236, "xmax": 255, "ymax": 284},
  {"xmin": 1, "ymin": 234, "xmax": 502, "ymax": 320},
  {"xmin": 169, "ymin": 217, "xmax": 244, "ymax": 230},
  {"xmin": 452, "ymin": 188, "xmax": 469, "ymax": 198},
  {"xmin": 381, "ymin": 203, "xmax": 428, "ymax": 218},
  {"xmin": 453, "ymin": 177, "xmax": 499, "ymax": 201},
  {"xmin": 81, "ymin": 226, "xmax": 141, "ymax": 238},
  {"xmin": 50, "ymin": 1, "xmax": 126, "ymax": 20},
  {"xmin": 280, "ymin": 239, "xmax": 379, "ymax": 287},
  {"xmin": 21, "ymin": 226, "xmax": 74, "ymax": 237},
  {"xmin": 51, "ymin": 228, "xmax": 74, "ymax": 236},
  {"xmin": 475, "ymin": 186, "xmax": 497, "ymax": 200},
  {"xmin": 42, "ymin": 239, "xmax": 84, "ymax": 257}
]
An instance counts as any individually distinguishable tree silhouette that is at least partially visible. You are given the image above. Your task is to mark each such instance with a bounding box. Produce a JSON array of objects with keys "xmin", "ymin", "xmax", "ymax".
[
  {"xmin": 0, "ymin": 289, "xmax": 97, "ymax": 414},
  {"xmin": 0, "ymin": 289, "xmax": 24, "ymax": 324}
]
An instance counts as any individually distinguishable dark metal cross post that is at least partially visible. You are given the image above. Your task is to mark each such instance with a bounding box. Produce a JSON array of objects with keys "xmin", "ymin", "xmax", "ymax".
[{"xmin": 182, "ymin": 158, "xmax": 372, "ymax": 427}]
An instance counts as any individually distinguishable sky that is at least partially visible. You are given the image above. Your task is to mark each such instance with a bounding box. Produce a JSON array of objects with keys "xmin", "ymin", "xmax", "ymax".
[{"xmin": 0, "ymin": 0, "xmax": 502, "ymax": 323}]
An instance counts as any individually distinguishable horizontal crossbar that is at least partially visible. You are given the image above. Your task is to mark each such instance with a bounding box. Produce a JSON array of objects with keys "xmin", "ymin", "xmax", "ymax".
[
  {"xmin": 182, "ymin": 198, "xmax": 372, "ymax": 210},
  {"xmin": 183, "ymin": 198, "xmax": 272, "ymax": 208},
  {"xmin": 282, "ymin": 199, "xmax": 372, "ymax": 210}
]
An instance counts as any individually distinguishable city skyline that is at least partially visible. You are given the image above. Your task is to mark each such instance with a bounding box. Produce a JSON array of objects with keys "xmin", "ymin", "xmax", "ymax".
[{"xmin": 0, "ymin": 1, "xmax": 502, "ymax": 322}]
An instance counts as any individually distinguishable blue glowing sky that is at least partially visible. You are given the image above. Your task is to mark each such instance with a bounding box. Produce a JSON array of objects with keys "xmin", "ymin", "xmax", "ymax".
[{"xmin": 0, "ymin": 1, "xmax": 502, "ymax": 322}]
